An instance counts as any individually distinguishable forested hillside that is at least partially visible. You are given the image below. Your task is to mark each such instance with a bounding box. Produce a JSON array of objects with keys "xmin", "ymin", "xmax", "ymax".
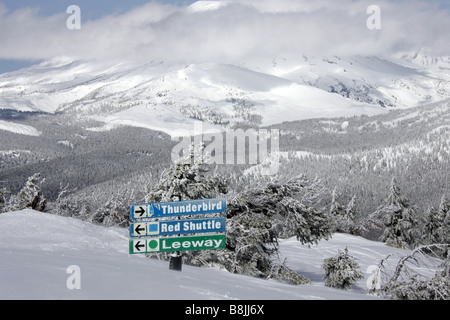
[
  {"xmin": 270, "ymin": 98, "xmax": 450, "ymax": 217},
  {"xmin": 1, "ymin": 98, "xmax": 448, "ymax": 218}
]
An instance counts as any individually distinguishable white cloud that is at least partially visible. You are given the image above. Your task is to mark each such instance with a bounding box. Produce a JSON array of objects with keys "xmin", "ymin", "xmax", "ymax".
[{"xmin": 0, "ymin": 0, "xmax": 449, "ymax": 64}]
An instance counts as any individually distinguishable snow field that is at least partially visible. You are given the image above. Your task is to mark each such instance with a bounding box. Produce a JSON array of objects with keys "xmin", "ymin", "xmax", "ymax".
[
  {"xmin": 0, "ymin": 210, "xmax": 417, "ymax": 300},
  {"xmin": 0, "ymin": 120, "xmax": 41, "ymax": 137}
]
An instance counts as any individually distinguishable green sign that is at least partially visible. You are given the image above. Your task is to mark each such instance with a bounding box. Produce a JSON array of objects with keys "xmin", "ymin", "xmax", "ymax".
[{"xmin": 129, "ymin": 234, "xmax": 226, "ymax": 254}]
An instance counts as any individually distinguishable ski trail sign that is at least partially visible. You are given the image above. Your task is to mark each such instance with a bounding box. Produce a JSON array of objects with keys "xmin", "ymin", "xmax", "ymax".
[
  {"xmin": 129, "ymin": 235, "xmax": 226, "ymax": 254},
  {"xmin": 128, "ymin": 198, "xmax": 227, "ymax": 255},
  {"xmin": 130, "ymin": 217, "xmax": 226, "ymax": 238},
  {"xmin": 129, "ymin": 198, "xmax": 226, "ymax": 220}
]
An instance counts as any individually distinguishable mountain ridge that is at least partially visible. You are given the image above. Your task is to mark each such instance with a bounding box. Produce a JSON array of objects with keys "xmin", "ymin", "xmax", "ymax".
[{"xmin": 1, "ymin": 51, "xmax": 449, "ymax": 136}]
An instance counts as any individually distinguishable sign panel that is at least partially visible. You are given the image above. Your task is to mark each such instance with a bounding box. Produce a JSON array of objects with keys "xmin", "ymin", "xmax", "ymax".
[
  {"xmin": 129, "ymin": 198, "xmax": 226, "ymax": 220},
  {"xmin": 129, "ymin": 217, "xmax": 226, "ymax": 238},
  {"xmin": 129, "ymin": 234, "xmax": 227, "ymax": 254}
]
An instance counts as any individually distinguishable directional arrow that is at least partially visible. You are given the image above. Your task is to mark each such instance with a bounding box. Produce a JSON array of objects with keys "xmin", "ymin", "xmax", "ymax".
[
  {"xmin": 134, "ymin": 241, "xmax": 145, "ymax": 252},
  {"xmin": 134, "ymin": 224, "xmax": 146, "ymax": 235},
  {"xmin": 135, "ymin": 206, "xmax": 146, "ymax": 217}
]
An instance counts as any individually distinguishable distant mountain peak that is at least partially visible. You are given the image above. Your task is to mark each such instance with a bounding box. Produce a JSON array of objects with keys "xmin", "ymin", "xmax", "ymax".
[
  {"xmin": 188, "ymin": 1, "xmax": 230, "ymax": 13},
  {"xmin": 407, "ymin": 47, "xmax": 450, "ymax": 68}
]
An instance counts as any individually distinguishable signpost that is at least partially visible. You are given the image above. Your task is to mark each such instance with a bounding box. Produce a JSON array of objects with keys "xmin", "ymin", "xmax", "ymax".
[
  {"xmin": 129, "ymin": 234, "xmax": 227, "ymax": 254},
  {"xmin": 128, "ymin": 198, "xmax": 227, "ymax": 271},
  {"xmin": 130, "ymin": 198, "xmax": 226, "ymax": 220},
  {"xmin": 130, "ymin": 217, "xmax": 226, "ymax": 238}
]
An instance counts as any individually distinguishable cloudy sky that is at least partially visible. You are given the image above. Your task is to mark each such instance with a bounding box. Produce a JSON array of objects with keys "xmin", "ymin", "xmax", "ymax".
[{"xmin": 0, "ymin": 0, "xmax": 449, "ymax": 73}]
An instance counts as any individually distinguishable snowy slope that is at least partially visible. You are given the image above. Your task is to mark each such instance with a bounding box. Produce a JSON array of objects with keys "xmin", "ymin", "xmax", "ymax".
[
  {"xmin": 0, "ymin": 120, "xmax": 41, "ymax": 136},
  {"xmin": 264, "ymin": 54, "xmax": 450, "ymax": 109},
  {"xmin": 0, "ymin": 209, "xmax": 415, "ymax": 300}
]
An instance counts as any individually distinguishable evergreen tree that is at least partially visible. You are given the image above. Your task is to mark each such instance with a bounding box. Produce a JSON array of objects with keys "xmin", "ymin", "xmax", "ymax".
[
  {"xmin": 335, "ymin": 194, "xmax": 361, "ymax": 235},
  {"xmin": 322, "ymin": 247, "xmax": 364, "ymax": 290},
  {"xmin": 90, "ymin": 193, "xmax": 128, "ymax": 227},
  {"xmin": 9, "ymin": 173, "xmax": 46, "ymax": 212},
  {"xmin": 367, "ymin": 177, "xmax": 419, "ymax": 249},
  {"xmin": 421, "ymin": 206, "xmax": 442, "ymax": 245},
  {"xmin": 343, "ymin": 195, "xmax": 361, "ymax": 235},
  {"xmin": 78, "ymin": 201, "xmax": 92, "ymax": 222},
  {"xmin": 222, "ymin": 175, "xmax": 332, "ymax": 279},
  {"xmin": 50, "ymin": 183, "xmax": 78, "ymax": 217},
  {"xmin": 437, "ymin": 194, "xmax": 450, "ymax": 244},
  {"xmin": 225, "ymin": 207, "xmax": 278, "ymax": 278},
  {"xmin": 0, "ymin": 187, "xmax": 9, "ymax": 213},
  {"xmin": 145, "ymin": 142, "xmax": 228, "ymax": 203},
  {"xmin": 329, "ymin": 187, "xmax": 346, "ymax": 233},
  {"xmin": 330, "ymin": 187, "xmax": 345, "ymax": 217}
]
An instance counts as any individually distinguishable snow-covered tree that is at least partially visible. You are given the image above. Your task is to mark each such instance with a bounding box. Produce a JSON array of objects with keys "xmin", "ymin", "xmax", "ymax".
[
  {"xmin": 221, "ymin": 175, "xmax": 332, "ymax": 279},
  {"xmin": 384, "ymin": 272, "xmax": 450, "ymax": 300},
  {"xmin": 185, "ymin": 174, "xmax": 332, "ymax": 281},
  {"xmin": 329, "ymin": 188, "xmax": 361, "ymax": 234},
  {"xmin": 9, "ymin": 173, "xmax": 46, "ymax": 212},
  {"xmin": 329, "ymin": 187, "xmax": 345, "ymax": 217},
  {"xmin": 437, "ymin": 194, "xmax": 450, "ymax": 244},
  {"xmin": 334, "ymin": 194, "xmax": 361, "ymax": 235},
  {"xmin": 376, "ymin": 244, "xmax": 450, "ymax": 300},
  {"xmin": 225, "ymin": 207, "xmax": 278, "ymax": 278},
  {"xmin": 49, "ymin": 183, "xmax": 77, "ymax": 217},
  {"xmin": 343, "ymin": 195, "xmax": 361, "ymax": 235},
  {"xmin": 419, "ymin": 195, "xmax": 450, "ymax": 257},
  {"xmin": 0, "ymin": 187, "xmax": 9, "ymax": 213},
  {"xmin": 322, "ymin": 247, "xmax": 363, "ymax": 290},
  {"xmin": 145, "ymin": 142, "xmax": 228, "ymax": 203},
  {"xmin": 267, "ymin": 258, "xmax": 310, "ymax": 285},
  {"xmin": 47, "ymin": 183, "xmax": 94, "ymax": 223},
  {"xmin": 366, "ymin": 177, "xmax": 419, "ymax": 249},
  {"xmin": 90, "ymin": 193, "xmax": 128, "ymax": 227},
  {"xmin": 421, "ymin": 206, "xmax": 442, "ymax": 245}
]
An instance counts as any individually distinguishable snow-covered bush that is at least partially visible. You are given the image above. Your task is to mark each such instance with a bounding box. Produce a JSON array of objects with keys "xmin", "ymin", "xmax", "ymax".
[
  {"xmin": 322, "ymin": 247, "xmax": 363, "ymax": 289},
  {"xmin": 267, "ymin": 258, "xmax": 310, "ymax": 285}
]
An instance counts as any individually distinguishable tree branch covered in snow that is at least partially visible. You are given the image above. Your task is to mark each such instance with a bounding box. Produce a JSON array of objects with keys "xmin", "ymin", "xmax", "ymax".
[{"xmin": 370, "ymin": 244, "xmax": 450, "ymax": 300}]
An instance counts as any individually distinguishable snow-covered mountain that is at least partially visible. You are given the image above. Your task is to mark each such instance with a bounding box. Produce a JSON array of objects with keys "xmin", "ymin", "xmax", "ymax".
[
  {"xmin": 1, "ymin": 49, "xmax": 449, "ymax": 136},
  {"xmin": 266, "ymin": 53, "xmax": 450, "ymax": 108}
]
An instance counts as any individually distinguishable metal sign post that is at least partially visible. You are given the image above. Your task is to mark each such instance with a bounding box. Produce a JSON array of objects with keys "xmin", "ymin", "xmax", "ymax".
[{"xmin": 169, "ymin": 254, "xmax": 182, "ymax": 271}]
